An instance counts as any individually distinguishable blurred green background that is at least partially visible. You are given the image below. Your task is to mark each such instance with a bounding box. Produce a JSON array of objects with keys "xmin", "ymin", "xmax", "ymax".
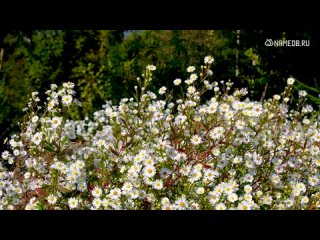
[{"xmin": 0, "ymin": 30, "xmax": 319, "ymax": 150}]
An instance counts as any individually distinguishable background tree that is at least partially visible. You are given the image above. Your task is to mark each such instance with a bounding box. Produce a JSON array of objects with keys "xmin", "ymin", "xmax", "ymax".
[{"xmin": 1, "ymin": 30, "xmax": 319, "ymax": 152}]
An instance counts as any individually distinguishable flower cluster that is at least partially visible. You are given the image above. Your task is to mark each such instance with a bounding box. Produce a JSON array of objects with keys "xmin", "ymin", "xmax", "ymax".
[{"xmin": 1, "ymin": 56, "xmax": 320, "ymax": 210}]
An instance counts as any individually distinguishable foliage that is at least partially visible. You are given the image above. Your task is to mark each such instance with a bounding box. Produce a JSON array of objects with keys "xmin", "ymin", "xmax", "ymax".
[{"xmin": 1, "ymin": 30, "xmax": 319, "ymax": 150}]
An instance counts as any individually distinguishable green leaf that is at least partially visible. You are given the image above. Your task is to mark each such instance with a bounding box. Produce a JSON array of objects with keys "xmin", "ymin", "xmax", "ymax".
[
  {"xmin": 43, "ymin": 142, "xmax": 56, "ymax": 152},
  {"xmin": 56, "ymin": 185, "xmax": 72, "ymax": 193},
  {"xmin": 295, "ymin": 79, "xmax": 319, "ymax": 94},
  {"xmin": 35, "ymin": 204, "xmax": 43, "ymax": 210},
  {"xmin": 61, "ymin": 136, "xmax": 69, "ymax": 146}
]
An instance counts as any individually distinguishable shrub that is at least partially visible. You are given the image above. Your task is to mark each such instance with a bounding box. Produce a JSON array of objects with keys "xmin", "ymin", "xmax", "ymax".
[{"xmin": 0, "ymin": 56, "xmax": 319, "ymax": 210}]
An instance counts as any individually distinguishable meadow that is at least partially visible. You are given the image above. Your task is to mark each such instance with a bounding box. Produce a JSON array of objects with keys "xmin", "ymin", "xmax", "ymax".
[{"xmin": 1, "ymin": 55, "xmax": 319, "ymax": 210}]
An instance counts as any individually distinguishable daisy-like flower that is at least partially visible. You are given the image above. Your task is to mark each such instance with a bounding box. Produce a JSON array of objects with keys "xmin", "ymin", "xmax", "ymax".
[
  {"xmin": 270, "ymin": 174, "xmax": 281, "ymax": 184},
  {"xmin": 196, "ymin": 187, "xmax": 205, "ymax": 195},
  {"xmin": 215, "ymin": 203, "xmax": 226, "ymax": 210},
  {"xmin": 214, "ymin": 185, "xmax": 224, "ymax": 195},
  {"xmin": 292, "ymin": 188, "xmax": 301, "ymax": 197},
  {"xmin": 194, "ymin": 164, "xmax": 203, "ymax": 171},
  {"xmin": 243, "ymin": 174, "xmax": 254, "ymax": 183},
  {"xmin": 309, "ymin": 175, "xmax": 319, "ymax": 186},
  {"xmin": 151, "ymin": 128, "xmax": 159, "ymax": 134},
  {"xmin": 129, "ymin": 189, "xmax": 139, "ymax": 199},
  {"xmin": 219, "ymin": 103, "xmax": 230, "ymax": 113},
  {"xmin": 193, "ymin": 115, "xmax": 201, "ymax": 122},
  {"xmin": 8, "ymin": 158, "xmax": 14, "ymax": 165},
  {"xmin": 284, "ymin": 199, "xmax": 294, "ymax": 208},
  {"xmin": 273, "ymin": 94, "xmax": 281, "ymax": 100},
  {"xmin": 262, "ymin": 196, "xmax": 273, "ymax": 205},
  {"xmin": 189, "ymin": 170, "xmax": 202, "ymax": 182},
  {"xmin": 47, "ymin": 194, "xmax": 57, "ymax": 205},
  {"xmin": 302, "ymin": 118, "xmax": 310, "ymax": 125},
  {"xmin": 299, "ymin": 90, "xmax": 307, "ymax": 97},
  {"xmin": 77, "ymin": 182, "xmax": 87, "ymax": 192},
  {"xmin": 47, "ymin": 99, "xmax": 57, "ymax": 111},
  {"xmin": 92, "ymin": 198, "xmax": 102, "ymax": 209},
  {"xmin": 13, "ymin": 149, "xmax": 19, "ymax": 156},
  {"xmin": 187, "ymin": 86, "xmax": 196, "ymax": 94},
  {"xmin": 31, "ymin": 115, "xmax": 39, "ymax": 123},
  {"xmin": 66, "ymin": 172, "xmax": 77, "ymax": 183},
  {"xmin": 91, "ymin": 186, "xmax": 103, "ymax": 198},
  {"xmin": 211, "ymin": 148, "xmax": 220, "ymax": 157},
  {"xmin": 296, "ymin": 182, "xmax": 306, "ymax": 193},
  {"xmin": 162, "ymin": 204, "xmax": 174, "ymax": 210},
  {"xmin": 287, "ymin": 77, "xmax": 295, "ymax": 85},
  {"xmin": 227, "ymin": 193, "xmax": 238, "ymax": 203},
  {"xmin": 238, "ymin": 201, "xmax": 251, "ymax": 210},
  {"xmin": 143, "ymin": 166, "xmax": 156, "ymax": 178},
  {"xmin": 75, "ymin": 160, "xmax": 85, "ymax": 169},
  {"xmin": 146, "ymin": 64, "xmax": 156, "ymax": 71},
  {"xmin": 185, "ymin": 79, "xmax": 192, "ymax": 85},
  {"xmin": 232, "ymin": 156, "xmax": 242, "ymax": 164},
  {"xmin": 32, "ymin": 132, "xmax": 43, "ymax": 145},
  {"xmin": 235, "ymin": 120, "xmax": 246, "ymax": 130},
  {"xmin": 62, "ymin": 95, "xmax": 73, "ymax": 106},
  {"xmin": 161, "ymin": 197, "xmax": 170, "ymax": 206},
  {"xmin": 68, "ymin": 197, "xmax": 78, "ymax": 209},
  {"xmin": 122, "ymin": 182, "xmax": 133, "ymax": 192},
  {"xmin": 159, "ymin": 86, "xmax": 167, "ymax": 95},
  {"xmin": 152, "ymin": 179, "xmax": 163, "ymax": 190},
  {"xmin": 24, "ymin": 172, "xmax": 31, "ymax": 179},
  {"xmin": 175, "ymin": 196, "xmax": 188, "ymax": 210},
  {"xmin": 1, "ymin": 150, "xmax": 10, "ymax": 160},
  {"xmin": 244, "ymin": 193, "xmax": 253, "ymax": 202},
  {"xmin": 244, "ymin": 185, "xmax": 252, "ymax": 193},
  {"xmin": 204, "ymin": 56, "xmax": 214, "ymax": 64},
  {"xmin": 143, "ymin": 177, "xmax": 153, "ymax": 186},
  {"xmin": 204, "ymin": 169, "xmax": 218, "ymax": 180},
  {"xmin": 174, "ymin": 78, "xmax": 182, "ymax": 85},
  {"xmin": 96, "ymin": 139, "xmax": 106, "ymax": 148},
  {"xmin": 312, "ymin": 133, "xmax": 320, "ymax": 143},
  {"xmin": 301, "ymin": 196, "xmax": 309, "ymax": 204},
  {"xmin": 102, "ymin": 199, "xmax": 110, "ymax": 209},
  {"xmin": 190, "ymin": 73, "xmax": 198, "ymax": 82},
  {"xmin": 179, "ymin": 165, "xmax": 191, "ymax": 176},
  {"xmin": 209, "ymin": 127, "xmax": 225, "ymax": 140},
  {"xmin": 187, "ymin": 66, "xmax": 195, "ymax": 73},
  {"xmin": 109, "ymin": 188, "xmax": 121, "ymax": 200},
  {"xmin": 63, "ymin": 82, "xmax": 75, "ymax": 89},
  {"xmin": 139, "ymin": 150, "xmax": 147, "ymax": 158},
  {"xmin": 190, "ymin": 135, "xmax": 202, "ymax": 145},
  {"xmin": 143, "ymin": 158, "xmax": 154, "ymax": 166},
  {"xmin": 133, "ymin": 155, "xmax": 143, "ymax": 163},
  {"xmin": 32, "ymin": 91, "xmax": 39, "ymax": 98},
  {"xmin": 51, "ymin": 116, "xmax": 62, "ymax": 128},
  {"xmin": 208, "ymin": 191, "xmax": 221, "ymax": 205}
]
